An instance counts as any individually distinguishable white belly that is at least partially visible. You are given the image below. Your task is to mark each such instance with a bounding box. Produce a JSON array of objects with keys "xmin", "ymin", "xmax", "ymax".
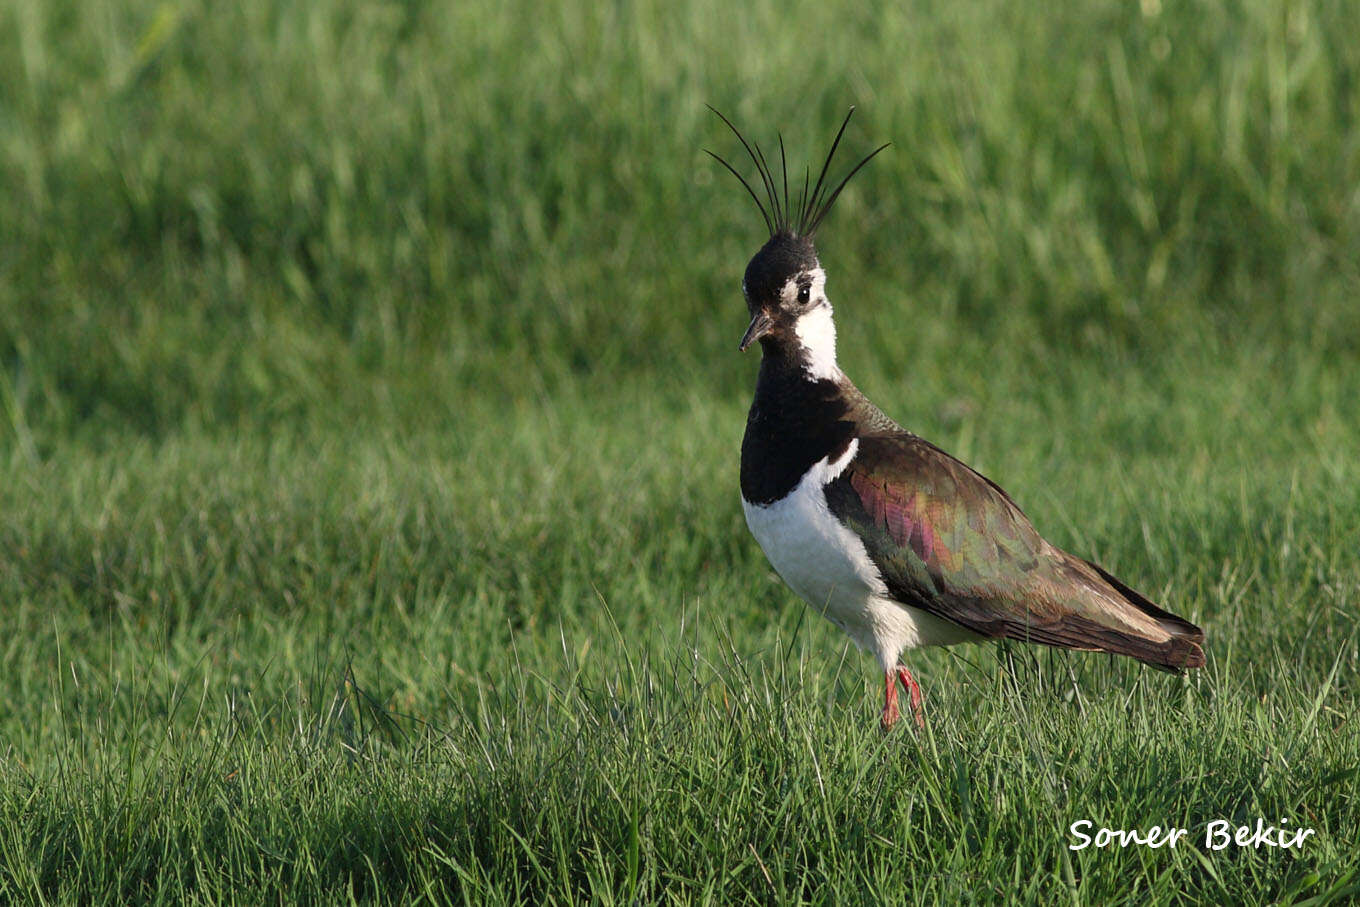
[{"xmin": 742, "ymin": 440, "xmax": 976, "ymax": 668}]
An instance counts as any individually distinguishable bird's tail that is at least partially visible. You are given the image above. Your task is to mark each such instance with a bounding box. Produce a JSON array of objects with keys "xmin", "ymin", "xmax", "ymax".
[{"xmin": 1083, "ymin": 559, "xmax": 1205, "ymax": 671}]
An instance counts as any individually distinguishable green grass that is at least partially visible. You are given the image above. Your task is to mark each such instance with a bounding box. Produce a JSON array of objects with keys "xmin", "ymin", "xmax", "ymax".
[{"xmin": 2, "ymin": 0, "xmax": 1359, "ymax": 902}]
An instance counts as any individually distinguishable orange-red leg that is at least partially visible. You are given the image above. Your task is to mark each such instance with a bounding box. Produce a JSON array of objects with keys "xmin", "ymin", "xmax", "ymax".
[
  {"xmin": 881, "ymin": 669, "xmax": 900, "ymax": 730},
  {"xmin": 897, "ymin": 665, "xmax": 924, "ymax": 728},
  {"xmin": 881, "ymin": 665, "xmax": 925, "ymax": 730}
]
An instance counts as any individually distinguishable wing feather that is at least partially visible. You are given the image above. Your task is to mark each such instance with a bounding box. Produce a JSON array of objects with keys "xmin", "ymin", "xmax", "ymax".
[{"xmin": 825, "ymin": 432, "xmax": 1204, "ymax": 669}]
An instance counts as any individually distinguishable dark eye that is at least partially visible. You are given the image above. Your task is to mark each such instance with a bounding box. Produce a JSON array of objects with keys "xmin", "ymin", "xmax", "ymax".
[{"xmin": 797, "ymin": 284, "xmax": 811, "ymax": 304}]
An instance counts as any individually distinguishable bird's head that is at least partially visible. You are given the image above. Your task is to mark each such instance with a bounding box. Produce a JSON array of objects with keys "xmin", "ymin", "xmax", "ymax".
[
  {"xmin": 707, "ymin": 107, "xmax": 887, "ymax": 377},
  {"xmin": 737, "ymin": 230, "xmax": 826, "ymax": 355}
]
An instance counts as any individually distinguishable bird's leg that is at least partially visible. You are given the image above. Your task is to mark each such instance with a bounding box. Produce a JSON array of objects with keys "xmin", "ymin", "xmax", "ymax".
[
  {"xmin": 896, "ymin": 665, "xmax": 925, "ymax": 728},
  {"xmin": 880, "ymin": 669, "xmax": 900, "ymax": 731}
]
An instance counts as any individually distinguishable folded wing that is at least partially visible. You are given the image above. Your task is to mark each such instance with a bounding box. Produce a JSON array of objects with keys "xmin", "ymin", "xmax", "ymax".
[{"xmin": 824, "ymin": 433, "xmax": 1204, "ymax": 669}]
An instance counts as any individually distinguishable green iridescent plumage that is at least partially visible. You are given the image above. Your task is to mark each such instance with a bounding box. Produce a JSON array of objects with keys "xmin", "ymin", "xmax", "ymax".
[{"xmin": 825, "ymin": 392, "xmax": 1204, "ymax": 668}]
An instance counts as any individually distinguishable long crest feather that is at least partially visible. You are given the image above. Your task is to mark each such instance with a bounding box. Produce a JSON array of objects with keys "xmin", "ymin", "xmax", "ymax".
[
  {"xmin": 706, "ymin": 105, "xmax": 783, "ymax": 233},
  {"xmin": 707, "ymin": 105, "xmax": 887, "ymax": 238},
  {"xmin": 778, "ymin": 134, "xmax": 789, "ymax": 230},
  {"xmin": 797, "ymin": 165, "xmax": 810, "ymax": 232},
  {"xmin": 800, "ymin": 107, "xmax": 857, "ymax": 232},
  {"xmin": 704, "ymin": 149, "xmax": 772, "ymax": 233},
  {"xmin": 803, "ymin": 140, "xmax": 891, "ymax": 235},
  {"xmin": 751, "ymin": 139, "xmax": 784, "ymax": 231}
]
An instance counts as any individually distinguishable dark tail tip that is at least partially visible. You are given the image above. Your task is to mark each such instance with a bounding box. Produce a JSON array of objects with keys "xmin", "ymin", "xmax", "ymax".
[
  {"xmin": 1083, "ymin": 558, "xmax": 1205, "ymax": 670},
  {"xmin": 1157, "ymin": 634, "xmax": 1206, "ymax": 671}
]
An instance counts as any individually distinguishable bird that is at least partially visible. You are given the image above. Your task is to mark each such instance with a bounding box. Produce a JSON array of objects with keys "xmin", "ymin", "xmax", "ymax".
[{"xmin": 708, "ymin": 107, "xmax": 1205, "ymax": 730}]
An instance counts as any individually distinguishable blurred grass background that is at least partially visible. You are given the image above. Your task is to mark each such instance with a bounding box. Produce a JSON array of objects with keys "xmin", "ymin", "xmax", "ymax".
[
  {"xmin": 3, "ymin": 0, "xmax": 1356, "ymax": 437},
  {"xmin": 1, "ymin": 0, "xmax": 1358, "ymax": 902}
]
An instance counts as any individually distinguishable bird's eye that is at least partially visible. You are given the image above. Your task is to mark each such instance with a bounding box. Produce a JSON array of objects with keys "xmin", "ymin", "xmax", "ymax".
[{"xmin": 797, "ymin": 284, "xmax": 811, "ymax": 304}]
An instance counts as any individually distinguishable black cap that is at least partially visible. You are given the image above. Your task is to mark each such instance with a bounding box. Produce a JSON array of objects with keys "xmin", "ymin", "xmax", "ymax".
[{"xmin": 743, "ymin": 233, "xmax": 819, "ymax": 305}]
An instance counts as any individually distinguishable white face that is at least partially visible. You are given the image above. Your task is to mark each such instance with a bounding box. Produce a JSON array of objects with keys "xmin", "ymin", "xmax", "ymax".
[
  {"xmin": 777, "ymin": 266, "xmax": 828, "ymax": 311},
  {"xmin": 781, "ymin": 267, "xmax": 839, "ymax": 380}
]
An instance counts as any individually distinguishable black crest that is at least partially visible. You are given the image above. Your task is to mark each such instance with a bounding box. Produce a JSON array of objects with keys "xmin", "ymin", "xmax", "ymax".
[{"xmin": 705, "ymin": 106, "xmax": 889, "ymax": 239}]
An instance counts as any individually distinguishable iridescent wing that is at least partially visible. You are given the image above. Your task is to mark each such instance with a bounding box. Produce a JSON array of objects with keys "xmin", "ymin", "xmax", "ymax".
[{"xmin": 825, "ymin": 433, "xmax": 1204, "ymax": 667}]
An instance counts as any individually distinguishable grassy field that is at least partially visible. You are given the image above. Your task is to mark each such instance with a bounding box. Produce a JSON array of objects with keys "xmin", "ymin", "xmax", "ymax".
[{"xmin": 2, "ymin": 0, "xmax": 1359, "ymax": 902}]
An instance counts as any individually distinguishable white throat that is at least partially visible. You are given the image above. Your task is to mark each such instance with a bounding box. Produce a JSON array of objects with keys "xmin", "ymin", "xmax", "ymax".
[{"xmin": 794, "ymin": 304, "xmax": 840, "ymax": 381}]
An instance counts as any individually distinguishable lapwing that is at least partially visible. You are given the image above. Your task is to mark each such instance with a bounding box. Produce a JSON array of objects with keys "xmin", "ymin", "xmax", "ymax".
[{"xmin": 709, "ymin": 108, "xmax": 1205, "ymax": 729}]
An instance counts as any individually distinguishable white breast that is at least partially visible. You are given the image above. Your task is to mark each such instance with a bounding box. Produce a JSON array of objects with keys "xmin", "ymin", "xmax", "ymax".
[{"xmin": 742, "ymin": 440, "xmax": 977, "ymax": 668}]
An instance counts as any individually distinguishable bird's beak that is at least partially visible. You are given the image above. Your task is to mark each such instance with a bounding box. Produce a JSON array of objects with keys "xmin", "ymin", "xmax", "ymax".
[{"xmin": 739, "ymin": 311, "xmax": 774, "ymax": 352}]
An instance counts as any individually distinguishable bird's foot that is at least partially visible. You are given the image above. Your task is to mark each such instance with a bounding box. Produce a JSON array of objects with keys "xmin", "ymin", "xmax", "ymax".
[{"xmin": 881, "ymin": 665, "xmax": 926, "ymax": 731}]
